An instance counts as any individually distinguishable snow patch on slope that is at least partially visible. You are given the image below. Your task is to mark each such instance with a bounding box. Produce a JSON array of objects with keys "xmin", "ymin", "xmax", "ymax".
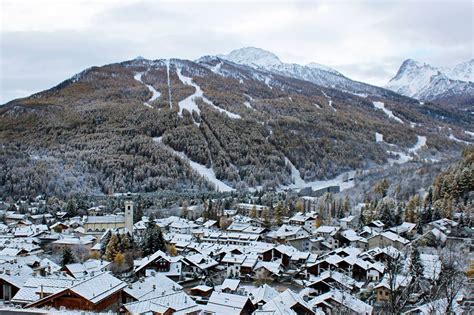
[
  {"xmin": 375, "ymin": 132, "xmax": 384, "ymax": 143},
  {"xmin": 154, "ymin": 137, "xmax": 234, "ymax": 192},
  {"xmin": 373, "ymin": 101, "xmax": 403, "ymax": 123},
  {"xmin": 176, "ymin": 67, "xmax": 241, "ymax": 120},
  {"xmin": 281, "ymin": 157, "xmax": 355, "ymax": 192},
  {"xmin": 387, "ymin": 135, "xmax": 427, "ymax": 165},
  {"xmin": 134, "ymin": 72, "xmax": 161, "ymax": 108}
]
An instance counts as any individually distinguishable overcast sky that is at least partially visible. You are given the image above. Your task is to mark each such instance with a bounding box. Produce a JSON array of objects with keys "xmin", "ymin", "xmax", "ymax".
[{"xmin": 1, "ymin": 0, "xmax": 472, "ymax": 104}]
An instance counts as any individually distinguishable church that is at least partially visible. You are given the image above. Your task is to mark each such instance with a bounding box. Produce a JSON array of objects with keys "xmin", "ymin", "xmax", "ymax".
[{"xmin": 83, "ymin": 200, "xmax": 134, "ymax": 235}]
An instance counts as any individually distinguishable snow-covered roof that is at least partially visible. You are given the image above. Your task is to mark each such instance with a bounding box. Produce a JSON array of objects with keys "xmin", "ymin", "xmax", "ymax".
[
  {"xmin": 84, "ymin": 215, "xmax": 125, "ymax": 224},
  {"xmin": 124, "ymin": 274, "xmax": 182, "ymax": 300},
  {"xmin": 206, "ymin": 291, "xmax": 251, "ymax": 315},
  {"xmin": 309, "ymin": 289, "xmax": 373, "ymax": 314},
  {"xmin": 64, "ymin": 259, "xmax": 111, "ymax": 279},
  {"xmin": 221, "ymin": 279, "xmax": 240, "ymax": 291}
]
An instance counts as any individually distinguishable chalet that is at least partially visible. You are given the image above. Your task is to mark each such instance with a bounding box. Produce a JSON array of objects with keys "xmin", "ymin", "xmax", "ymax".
[
  {"xmin": 134, "ymin": 250, "xmax": 182, "ymax": 280},
  {"xmin": 240, "ymin": 254, "xmax": 258, "ymax": 279},
  {"xmin": 262, "ymin": 290, "xmax": 314, "ymax": 315},
  {"xmin": 254, "ymin": 261, "xmax": 283, "ymax": 281},
  {"xmin": 338, "ymin": 229, "xmax": 368, "ymax": 249},
  {"xmin": 122, "ymin": 273, "xmax": 183, "ymax": 303},
  {"xmin": 367, "ymin": 220, "xmax": 385, "ymax": 232},
  {"xmin": 221, "ymin": 253, "xmax": 246, "ymax": 278},
  {"xmin": 221, "ymin": 279, "xmax": 241, "ymax": 293},
  {"xmin": 182, "ymin": 253, "xmax": 218, "ymax": 276},
  {"xmin": 374, "ymin": 274, "xmax": 412, "ymax": 303},
  {"xmin": 309, "ymin": 289, "xmax": 373, "ymax": 314},
  {"xmin": 267, "ymin": 224, "xmax": 310, "ymax": 244},
  {"xmin": 204, "ymin": 291, "xmax": 255, "ymax": 315},
  {"xmin": 389, "ymin": 222, "xmax": 417, "ymax": 238},
  {"xmin": 169, "ymin": 220, "xmax": 192, "ymax": 234},
  {"xmin": 122, "ymin": 291, "xmax": 200, "ymax": 315},
  {"xmin": 11, "ymin": 274, "xmax": 75, "ymax": 305},
  {"xmin": 190, "ymin": 285, "xmax": 213, "ymax": 298},
  {"xmin": 315, "ymin": 226, "xmax": 340, "ymax": 249},
  {"xmin": 308, "ymin": 270, "xmax": 363, "ymax": 295},
  {"xmin": 62, "ymin": 259, "xmax": 112, "ymax": 279},
  {"xmin": 248, "ymin": 284, "xmax": 278, "ymax": 306},
  {"xmin": 339, "ymin": 215, "xmax": 357, "ymax": 230},
  {"xmin": 26, "ymin": 272, "xmax": 127, "ymax": 312},
  {"xmin": 51, "ymin": 236, "xmax": 95, "ymax": 256},
  {"xmin": 288, "ymin": 212, "xmax": 318, "ymax": 233},
  {"xmin": 367, "ymin": 231, "xmax": 410, "ymax": 250},
  {"xmin": 0, "ymin": 272, "xmax": 31, "ymax": 302}
]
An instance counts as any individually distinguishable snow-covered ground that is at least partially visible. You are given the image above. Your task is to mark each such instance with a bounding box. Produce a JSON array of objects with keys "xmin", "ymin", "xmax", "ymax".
[
  {"xmin": 321, "ymin": 90, "xmax": 336, "ymax": 111},
  {"xmin": 375, "ymin": 132, "xmax": 384, "ymax": 143},
  {"xmin": 280, "ymin": 157, "xmax": 355, "ymax": 192},
  {"xmin": 176, "ymin": 68, "xmax": 241, "ymax": 119},
  {"xmin": 264, "ymin": 76, "xmax": 273, "ymax": 89},
  {"xmin": 134, "ymin": 72, "xmax": 161, "ymax": 108},
  {"xmin": 449, "ymin": 134, "xmax": 470, "ymax": 144},
  {"xmin": 387, "ymin": 135, "xmax": 427, "ymax": 165},
  {"xmin": 243, "ymin": 101, "xmax": 254, "ymax": 110},
  {"xmin": 408, "ymin": 135, "xmax": 427, "ymax": 153},
  {"xmin": 154, "ymin": 137, "xmax": 234, "ymax": 192},
  {"xmin": 465, "ymin": 130, "xmax": 474, "ymax": 137},
  {"xmin": 210, "ymin": 62, "xmax": 222, "ymax": 75},
  {"xmin": 373, "ymin": 101, "xmax": 404, "ymax": 123}
]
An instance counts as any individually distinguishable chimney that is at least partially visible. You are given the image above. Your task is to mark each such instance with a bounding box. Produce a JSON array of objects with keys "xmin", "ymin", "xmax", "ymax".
[
  {"xmin": 152, "ymin": 284, "xmax": 156, "ymax": 290},
  {"xmin": 40, "ymin": 285, "xmax": 44, "ymax": 298}
]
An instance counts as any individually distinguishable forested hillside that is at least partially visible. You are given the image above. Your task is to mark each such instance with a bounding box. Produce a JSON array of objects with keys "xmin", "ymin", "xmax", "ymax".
[{"xmin": 0, "ymin": 57, "xmax": 471, "ymax": 198}]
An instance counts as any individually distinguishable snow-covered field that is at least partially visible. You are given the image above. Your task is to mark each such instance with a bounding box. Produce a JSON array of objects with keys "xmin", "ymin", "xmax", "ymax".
[
  {"xmin": 176, "ymin": 68, "xmax": 241, "ymax": 120},
  {"xmin": 134, "ymin": 72, "xmax": 161, "ymax": 108},
  {"xmin": 373, "ymin": 101, "xmax": 403, "ymax": 123}
]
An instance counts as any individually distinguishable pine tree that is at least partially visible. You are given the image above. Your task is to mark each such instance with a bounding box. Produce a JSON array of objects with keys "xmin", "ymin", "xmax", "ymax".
[
  {"xmin": 142, "ymin": 222, "xmax": 166, "ymax": 256},
  {"xmin": 65, "ymin": 199, "xmax": 78, "ymax": 217},
  {"xmin": 275, "ymin": 202, "xmax": 284, "ymax": 226},
  {"xmin": 61, "ymin": 247, "xmax": 75, "ymax": 266},
  {"xmin": 410, "ymin": 246, "xmax": 424, "ymax": 278},
  {"xmin": 133, "ymin": 205, "xmax": 144, "ymax": 224}
]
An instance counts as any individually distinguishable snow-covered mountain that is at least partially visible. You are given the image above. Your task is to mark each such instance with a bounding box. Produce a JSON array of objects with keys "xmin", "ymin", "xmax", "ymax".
[
  {"xmin": 216, "ymin": 47, "xmax": 401, "ymax": 99},
  {"xmin": 385, "ymin": 58, "xmax": 474, "ymax": 102}
]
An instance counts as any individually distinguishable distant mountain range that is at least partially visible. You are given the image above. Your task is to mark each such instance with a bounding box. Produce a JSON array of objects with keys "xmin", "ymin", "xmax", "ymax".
[
  {"xmin": 0, "ymin": 48, "xmax": 472, "ymax": 197},
  {"xmin": 216, "ymin": 47, "xmax": 403, "ymax": 99},
  {"xmin": 385, "ymin": 58, "xmax": 474, "ymax": 102}
]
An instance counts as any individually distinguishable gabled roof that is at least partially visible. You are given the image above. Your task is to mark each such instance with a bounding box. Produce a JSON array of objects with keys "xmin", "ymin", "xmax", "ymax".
[
  {"xmin": 124, "ymin": 274, "xmax": 182, "ymax": 301},
  {"xmin": 123, "ymin": 291, "xmax": 197, "ymax": 314},
  {"xmin": 309, "ymin": 289, "xmax": 373, "ymax": 314},
  {"xmin": 249, "ymin": 284, "xmax": 278, "ymax": 304},
  {"xmin": 206, "ymin": 291, "xmax": 252, "ymax": 315},
  {"xmin": 64, "ymin": 259, "xmax": 112, "ymax": 278},
  {"xmin": 27, "ymin": 272, "xmax": 126, "ymax": 308},
  {"xmin": 221, "ymin": 279, "xmax": 240, "ymax": 291},
  {"xmin": 134, "ymin": 250, "xmax": 173, "ymax": 273}
]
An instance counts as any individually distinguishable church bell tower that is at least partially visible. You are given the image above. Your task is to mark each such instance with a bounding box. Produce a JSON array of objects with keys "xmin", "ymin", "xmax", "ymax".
[{"xmin": 124, "ymin": 200, "xmax": 134, "ymax": 233}]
